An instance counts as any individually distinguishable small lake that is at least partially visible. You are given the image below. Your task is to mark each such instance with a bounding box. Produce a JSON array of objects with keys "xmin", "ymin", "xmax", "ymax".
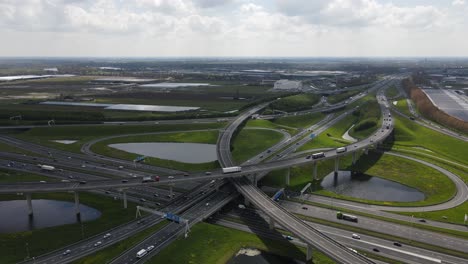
[
  {"xmin": 320, "ymin": 171, "xmax": 425, "ymax": 202},
  {"xmin": 0, "ymin": 200, "xmax": 101, "ymax": 233},
  {"xmin": 109, "ymin": 142, "xmax": 217, "ymax": 163},
  {"xmin": 228, "ymin": 248, "xmax": 303, "ymax": 264}
]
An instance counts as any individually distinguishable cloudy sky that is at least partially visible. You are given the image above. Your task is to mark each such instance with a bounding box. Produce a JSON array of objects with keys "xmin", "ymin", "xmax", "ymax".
[{"xmin": 0, "ymin": 0, "xmax": 467, "ymax": 57}]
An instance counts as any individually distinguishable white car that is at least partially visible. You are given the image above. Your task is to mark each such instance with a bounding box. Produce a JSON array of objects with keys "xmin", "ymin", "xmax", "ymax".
[
  {"xmin": 62, "ymin": 249, "xmax": 71, "ymax": 255},
  {"xmin": 352, "ymin": 234, "xmax": 361, "ymax": 240},
  {"xmin": 147, "ymin": 245, "xmax": 155, "ymax": 252},
  {"xmin": 103, "ymin": 233, "xmax": 111, "ymax": 239},
  {"xmin": 94, "ymin": 241, "xmax": 102, "ymax": 247},
  {"xmin": 168, "ymin": 176, "xmax": 174, "ymax": 179}
]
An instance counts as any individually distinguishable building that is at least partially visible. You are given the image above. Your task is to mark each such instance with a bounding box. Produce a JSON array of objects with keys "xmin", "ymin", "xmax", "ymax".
[{"xmin": 272, "ymin": 79, "xmax": 302, "ymax": 91}]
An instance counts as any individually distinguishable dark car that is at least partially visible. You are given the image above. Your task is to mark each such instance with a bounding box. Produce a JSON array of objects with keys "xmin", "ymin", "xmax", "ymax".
[
  {"xmin": 418, "ymin": 219, "xmax": 426, "ymax": 223},
  {"xmin": 373, "ymin": 248, "xmax": 380, "ymax": 252},
  {"xmin": 79, "ymin": 181, "xmax": 87, "ymax": 184},
  {"xmin": 393, "ymin": 242, "xmax": 402, "ymax": 247},
  {"xmin": 121, "ymin": 179, "xmax": 128, "ymax": 183}
]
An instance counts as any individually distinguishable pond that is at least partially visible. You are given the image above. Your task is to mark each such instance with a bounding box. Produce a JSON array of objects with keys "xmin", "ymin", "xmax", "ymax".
[
  {"xmin": 320, "ymin": 171, "xmax": 425, "ymax": 202},
  {"xmin": 109, "ymin": 142, "xmax": 217, "ymax": 164},
  {"xmin": 228, "ymin": 248, "xmax": 304, "ymax": 264},
  {"xmin": 0, "ymin": 199, "xmax": 101, "ymax": 233}
]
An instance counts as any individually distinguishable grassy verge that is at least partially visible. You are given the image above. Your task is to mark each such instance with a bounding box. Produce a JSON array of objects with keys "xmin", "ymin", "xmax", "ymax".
[
  {"xmin": 272, "ymin": 112, "xmax": 326, "ymax": 129},
  {"xmin": 91, "ymin": 130, "xmax": 220, "ymax": 172},
  {"xmin": 232, "ymin": 129, "xmax": 284, "ymax": 164},
  {"xmin": 297, "ymin": 116, "xmax": 355, "ymax": 150},
  {"xmin": 327, "ymin": 90, "xmax": 362, "ymax": 104},
  {"xmin": 11, "ymin": 123, "xmax": 225, "ymax": 153},
  {"xmin": 147, "ymin": 222, "xmax": 334, "ymax": 264},
  {"xmin": 72, "ymin": 221, "xmax": 168, "ymax": 264},
  {"xmin": 393, "ymin": 99, "xmax": 412, "ymax": 117},
  {"xmin": 385, "ymin": 86, "xmax": 400, "ymax": 98},
  {"xmin": 246, "ymin": 119, "xmax": 296, "ymax": 135},
  {"xmin": 0, "ymin": 169, "xmax": 55, "ymax": 183},
  {"xmin": 268, "ymin": 93, "xmax": 320, "ymax": 112},
  {"xmin": 0, "ymin": 192, "xmax": 137, "ymax": 263},
  {"xmin": 348, "ymin": 97, "xmax": 382, "ymax": 139}
]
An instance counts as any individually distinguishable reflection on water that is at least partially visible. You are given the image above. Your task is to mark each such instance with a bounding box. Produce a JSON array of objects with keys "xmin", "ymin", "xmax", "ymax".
[
  {"xmin": 228, "ymin": 248, "xmax": 304, "ymax": 264},
  {"xmin": 320, "ymin": 171, "xmax": 425, "ymax": 202},
  {"xmin": 0, "ymin": 200, "xmax": 101, "ymax": 233},
  {"xmin": 109, "ymin": 142, "xmax": 217, "ymax": 164}
]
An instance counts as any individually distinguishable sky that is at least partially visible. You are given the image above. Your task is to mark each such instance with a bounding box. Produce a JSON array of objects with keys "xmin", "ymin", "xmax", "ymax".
[{"xmin": 0, "ymin": 0, "xmax": 467, "ymax": 57}]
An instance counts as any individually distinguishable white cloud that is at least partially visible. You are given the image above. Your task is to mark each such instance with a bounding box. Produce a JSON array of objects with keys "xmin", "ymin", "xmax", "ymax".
[{"xmin": 452, "ymin": 0, "xmax": 465, "ymax": 6}]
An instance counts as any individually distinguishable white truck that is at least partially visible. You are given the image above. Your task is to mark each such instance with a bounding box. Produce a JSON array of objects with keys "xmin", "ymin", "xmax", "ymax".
[
  {"xmin": 222, "ymin": 166, "xmax": 242, "ymax": 174},
  {"xmin": 38, "ymin": 165, "xmax": 55, "ymax": 172},
  {"xmin": 336, "ymin": 147, "xmax": 347, "ymax": 153},
  {"xmin": 136, "ymin": 249, "xmax": 147, "ymax": 259}
]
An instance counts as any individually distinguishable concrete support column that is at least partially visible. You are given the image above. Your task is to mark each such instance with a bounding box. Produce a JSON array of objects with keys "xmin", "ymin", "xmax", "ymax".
[
  {"xmin": 26, "ymin": 193, "xmax": 33, "ymax": 216},
  {"xmin": 244, "ymin": 196, "xmax": 250, "ymax": 207},
  {"xmin": 253, "ymin": 174, "xmax": 257, "ymax": 187},
  {"xmin": 169, "ymin": 186, "xmax": 173, "ymax": 200},
  {"xmin": 334, "ymin": 157, "xmax": 340, "ymax": 174},
  {"xmin": 306, "ymin": 244, "xmax": 313, "ymax": 262},
  {"xmin": 269, "ymin": 217, "xmax": 275, "ymax": 230},
  {"xmin": 352, "ymin": 151, "xmax": 357, "ymax": 165},
  {"xmin": 312, "ymin": 162, "xmax": 318, "ymax": 180},
  {"xmin": 123, "ymin": 190, "xmax": 128, "ymax": 209},
  {"xmin": 364, "ymin": 148, "xmax": 369, "ymax": 155},
  {"xmin": 285, "ymin": 168, "xmax": 290, "ymax": 185},
  {"xmin": 74, "ymin": 192, "xmax": 80, "ymax": 216}
]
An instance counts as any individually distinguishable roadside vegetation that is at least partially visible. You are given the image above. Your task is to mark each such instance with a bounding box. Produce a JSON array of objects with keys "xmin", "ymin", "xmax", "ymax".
[
  {"xmin": 348, "ymin": 98, "xmax": 382, "ymax": 139},
  {"xmin": 385, "ymin": 86, "xmax": 400, "ymax": 98},
  {"xmin": 0, "ymin": 192, "xmax": 137, "ymax": 264},
  {"xmin": 393, "ymin": 99, "xmax": 413, "ymax": 116},
  {"xmin": 232, "ymin": 129, "xmax": 284, "ymax": 163},
  {"xmin": 327, "ymin": 90, "xmax": 362, "ymax": 104},
  {"xmin": 0, "ymin": 169, "xmax": 54, "ymax": 183},
  {"xmin": 272, "ymin": 112, "xmax": 326, "ymax": 129},
  {"xmin": 147, "ymin": 222, "xmax": 334, "ymax": 264},
  {"xmin": 268, "ymin": 93, "xmax": 320, "ymax": 112}
]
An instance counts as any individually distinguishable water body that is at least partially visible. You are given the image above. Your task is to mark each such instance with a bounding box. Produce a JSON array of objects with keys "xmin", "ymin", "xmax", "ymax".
[
  {"xmin": 52, "ymin": 140, "xmax": 77, "ymax": 144},
  {"xmin": 40, "ymin": 101, "xmax": 199, "ymax": 112},
  {"xmin": 228, "ymin": 248, "xmax": 303, "ymax": 264},
  {"xmin": 320, "ymin": 171, "xmax": 425, "ymax": 202},
  {"xmin": 109, "ymin": 142, "xmax": 217, "ymax": 163},
  {"xmin": 0, "ymin": 200, "xmax": 101, "ymax": 233},
  {"xmin": 139, "ymin": 82, "xmax": 211, "ymax": 88}
]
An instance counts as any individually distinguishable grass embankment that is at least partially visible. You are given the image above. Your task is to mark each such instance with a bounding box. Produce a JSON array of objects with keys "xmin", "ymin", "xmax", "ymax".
[
  {"xmin": 232, "ymin": 129, "xmax": 284, "ymax": 164},
  {"xmin": 348, "ymin": 98, "xmax": 382, "ymax": 139},
  {"xmin": 147, "ymin": 222, "xmax": 334, "ymax": 264},
  {"xmin": 393, "ymin": 99, "xmax": 413, "ymax": 116},
  {"xmin": 0, "ymin": 169, "xmax": 54, "ymax": 183},
  {"xmin": 91, "ymin": 130, "xmax": 220, "ymax": 172},
  {"xmin": 0, "ymin": 141, "xmax": 39, "ymax": 156},
  {"xmin": 269, "ymin": 93, "xmax": 320, "ymax": 112},
  {"xmin": 385, "ymin": 86, "xmax": 400, "ymax": 98},
  {"xmin": 11, "ymin": 122, "xmax": 225, "ymax": 153},
  {"xmin": 246, "ymin": 119, "xmax": 296, "ymax": 135},
  {"xmin": 72, "ymin": 221, "xmax": 168, "ymax": 264},
  {"xmin": 0, "ymin": 192, "xmax": 137, "ymax": 263},
  {"xmin": 387, "ymin": 115, "xmax": 468, "ymax": 166},
  {"xmin": 273, "ymin": 112, "xmax": 326, "ymax": 129},
  {"xmin": 297, "ymin": 116, "xmax": 354, "ymax": 150},
  {"xmin": 327, "ymin": 90, "xmax": 362, "ymax": 104}
]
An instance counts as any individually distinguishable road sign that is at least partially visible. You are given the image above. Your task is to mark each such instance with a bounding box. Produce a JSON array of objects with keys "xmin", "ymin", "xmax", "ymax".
[
  {"xmin": 166, "ymin": 213, "xmax": 180, "ymax": 223},
  {"xmin": 310, "ymin": 133, "xmax": 315, "ymax": 139}
]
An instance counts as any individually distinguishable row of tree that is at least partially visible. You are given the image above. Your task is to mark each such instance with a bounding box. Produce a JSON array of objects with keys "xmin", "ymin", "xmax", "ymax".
[{"xmin": 402, "ymin": 78, "xmax": 468, "ymax": 134}]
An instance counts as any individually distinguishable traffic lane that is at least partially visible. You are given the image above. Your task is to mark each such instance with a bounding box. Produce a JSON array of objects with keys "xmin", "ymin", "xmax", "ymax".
[{"xmin": 280, "ymin": 201, "xmax": 468, "ymax": 253}]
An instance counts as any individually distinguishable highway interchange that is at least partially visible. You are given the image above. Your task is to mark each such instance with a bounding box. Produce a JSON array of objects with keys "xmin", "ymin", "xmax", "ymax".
[{"xmin": 1, "ymin": 75, "xmax": 467, "ymax": 263}]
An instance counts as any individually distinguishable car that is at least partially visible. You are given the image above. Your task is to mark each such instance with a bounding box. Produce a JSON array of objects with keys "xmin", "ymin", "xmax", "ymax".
[
  {"xmin": 183, "ymin": 173, "xmax": 189, "ymax": 177},
  {"xmin": 153, "ymin": 193, "xmax": 159, "ymax": 197},
  {"xmin": 81, "ymin": 164, "xmax": 86, "ymax": 168},
  {"xmin": 205, "ymin": 203, "xmax": 210, "ymax": 206},
  {"xmin": 168, "ymin": 176, "xmax": 174, "ymax": 179},
  {"xmin": 68, "ymin": 175, "xmax": 74, "ymax": 179},
  {"xmin": 373, "ymin": 248, "xmax": 380, "ymax": 252},
  {"xmin": 147, "ymin": 245, "xmax": 155, "ymax": 251},
  {"xmin": 259, "ymin": 155, "xmax": 263, "ymax": 158},
  {"xmin": 155, "ymin": 202, "xmax": 161, "ymax": 206},
  {"xmin": 418, "ymin": 219, "xmax": 426, "ymax": 223},
  {"xmin": 105, "ymin": 191, "xmax": 110, "ymax": 194},
  {"xmin": 63, "ymin": 249, "xmax": 71, "ymax": 255},
  {"xmin": 306, "ymin": 155, "xmax": 311, "ymax": 159},
  {"xmin": 67, "ymin": 156, "xmax": 71, "ymax": 159},
  {"xmin": 79, "ymin": 181, "xmax": 87, "ymax": 184},
  {"xmin": 285, "ymin": 235, "xmax": 293, "ymax": 241},
  {"xmin": 351, "ymin": 234, "xmax": 361, "ymax": 239},
  {"xmin": 121, "ymin": 179, "xmax": 128, "ymax": 183},
  {"xmin": 103, "ymin": 233, "xmax": 111, "ymax": 239},
  {"xmin": 393, "ymin": 242, "xmax": 402, "ymax": 247},
  {"xmin": 140, "ymin": 198, "xmax": 146, "ymax": 202},
  {"xmin": 94, "ymin": 241, "xmax": 102, "ymax": 247},
  {"xmin": 39, "ymin": 181, "xmax": 47, "ymax": 183},
  {"xmin": 301, "ymin": 206, "xmax": 308, "ymax": 210},
  {"xmin": 205, "ymin": 172, "xmax": 211, "ymax": 175},
  {"xmin": 137, "ymin": 219, "xmax": 145, "ymax": 224}
]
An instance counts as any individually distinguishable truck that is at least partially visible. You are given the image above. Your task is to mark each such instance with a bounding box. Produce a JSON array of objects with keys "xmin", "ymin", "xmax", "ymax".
[
  {"xmin": 222, "ymin": 166, "xmax": 242, "ymax": 174},
  {"xmin": 336, "ymin": 147, "xmax": 347, "ymax": 153},
  {"xmin": 312, "ymin": 152, "xmax": 325, "ymax": 159},
  {"xmin": 38, "ymin": 165, "xmax": 55, "ymax": 172},
  {"xmin": 136, "ymin": 249, "xmax": 147, "ymax": 259},
  {"xmin": 336, "ymin": 211, "xmax": 358, "ymax": 222}
]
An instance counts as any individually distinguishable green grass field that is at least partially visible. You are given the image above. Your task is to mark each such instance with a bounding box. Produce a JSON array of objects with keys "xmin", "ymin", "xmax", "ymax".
[
  {"xmin": 147, "ymin": 222, "xmax": 334, "ymax": 264},
  {"xmin": 91, "ymin": 130, "xmax": 220, "ymax": 172},
  {"xmin": 385, "ymin": 86, "xmax": 400, "ymax": 98},
  {"xmin": 11, "ymin": 122, "xmax": 225, "ymax": 153},
  {"xmin": 232, "ymin": 129, "xmax": 284, "ymax": 163},
  {"xmin": 246, "ymin": 119, "xmax": 296, "ymax": 135},
  {"xmin": 348, "ymin": 98, "xmax": 382, "ymax": 139},
  {"xmin": 327, "ymin": 90, "xmax": 362, "ymax": 104},
  {"xmin": 0, "ymin": 192, "xmax": 137, "ymax": 263},
  {"xmin": 388, "ymin": 115, "xmax": 468, "ymax": 166},
  {"xmin": 272, "ymin": 112, "xmax": 326, "ymax": 129},
  {"xmin": 297, "ymin": 116, "xmax": 354, "ymax": 151},
  {"xmin": 393, "ymin": 99, "xmax": 413, "ymax": 117},
  {"xmin": 269, "ymin": 93, "xmax": 320, "ymax": 112}
]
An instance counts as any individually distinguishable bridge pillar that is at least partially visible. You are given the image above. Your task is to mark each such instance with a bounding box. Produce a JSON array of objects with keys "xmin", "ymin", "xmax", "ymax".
[
  {"xmin": 244, "ymin": 197, "xmax": 250, "ymax": 207},
  {"xmin": 26, "ymin": 193, "xmax": 33, "ymax": 217},
  {"xmin": 285, "ymin": 168, "xmax": 290, "ymax": 185},
  {"xmin": 334, "ymin": 157, "xmax": 339, "ymax": 175},
  {"xmin": 253, "ymin": 174, "xmax": 258, "ymax": 187},
  {"xmin": 74, "ymin": 192, "xmax": 80, "ymax": 216},
  {"xmin": 306, "ymin": 244, "xmax": 313, "ymax": 262},
  {"xmin": 169, "ymin": 186, "xmax": 173, "ymax": 200},
  {"xmin": 269, "ymin": 217, "xmax": 275, "ymax": 230},
  {"xmin": 364, "ymin": 148, "xmax": 369, "ymax": 155},
  {"xmin": 123, "ymin": 190, "xmax": 128, "ymax": 209},
  {"xmin": 352, "ymin": 151, "xmax": 357, "ymax": 165},
  {"xmin": 312, "ymin": 162, "xmax": 318, "ymax": 180}
]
